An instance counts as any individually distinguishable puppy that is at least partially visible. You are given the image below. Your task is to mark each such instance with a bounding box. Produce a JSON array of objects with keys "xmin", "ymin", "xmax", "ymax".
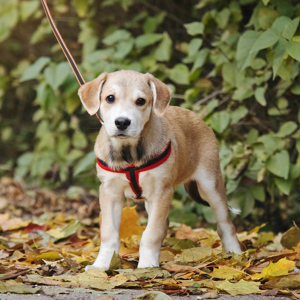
[{"xmin": 78, "ymin": 70, "xmax": 241, "ymax": 270}]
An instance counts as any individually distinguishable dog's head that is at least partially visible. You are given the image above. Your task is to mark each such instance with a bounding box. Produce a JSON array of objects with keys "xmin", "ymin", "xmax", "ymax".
[{"xmin": 78, "ymin": 70, "xmax": 172, "ymax": 139}]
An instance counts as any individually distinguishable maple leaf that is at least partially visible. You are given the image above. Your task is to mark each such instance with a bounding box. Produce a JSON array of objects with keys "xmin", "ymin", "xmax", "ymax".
[
  {"xmin": 218, "ymin": 279, "xmax": 261, "ymax": 295},
  {"xmin": 251, "ymin": 257, "xmax": 295, "ymax": 281}
]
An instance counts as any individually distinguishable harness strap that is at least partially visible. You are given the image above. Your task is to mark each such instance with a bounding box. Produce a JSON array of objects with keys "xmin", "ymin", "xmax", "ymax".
[
  {"xmin": 97, "ymin": 142, "xmax": 172, "ymax": 199},
  {"xmin": 39, "ymin": 0, "xmax": 102, "ymax": 122}
]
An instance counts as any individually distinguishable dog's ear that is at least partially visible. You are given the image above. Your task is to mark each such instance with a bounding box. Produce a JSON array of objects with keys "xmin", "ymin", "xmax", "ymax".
[
  {"xmin": 147, "ymin": 73, "xmax": 172, "ymax": 117},
  {"xmin": 78, "ymin": 72, "xmax": 107, "ymax": 115}
]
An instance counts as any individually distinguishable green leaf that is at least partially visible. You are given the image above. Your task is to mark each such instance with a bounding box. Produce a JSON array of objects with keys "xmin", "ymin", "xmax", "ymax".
[
  {"xmin": 230, "ymin": 106, "xmax": 248, "ymax": 124},
  {"xmin": 249, "ymin": 185, "xmax": 265, "ymax": 202},
  {"xmin": 240, "ymin": 192, "xmax": 255, "ymax": 219},
  {"xmin": 275, "ymin": 178, "xmax": 292, "ymax": 195},
  {"xmin": 74, "ymin": 0, "xmax": 88, "ymax": 17},
  {"xmin": 291, "ymin": 85, "xmax": 300, "ymax": 95},
  {"xmin": 236, "ymin": 31, "xmax": 260, "ymax": 70},
  {"xmin": 17, "ymin": 152, "xmax": 33, "ymax": 166},
  {"xmin": 74, "ymin": 151, "xmax": 96, "ymax": 176},
  {"xmin": 115, "ymin": 39, "xmax": 134, "ymax": 59},
  {"xmin": 254, "ymin": 87, "xmax": 267, "ymax": 106},
  {"xmin": 271, "ymin": 39, "xmax": 287, "ymax": 79},
  {"xmin": 192, "ymin": 48, "xmax": 209, "ymax": 71},
  {"xmin": 184, "ymin": 22, "xmax": 204, "ymax": 36},
  {"xmin": 20, "ymin": 57, "xmax": 50, "ymax": 82},
  {"xmin": 20, "ymin": 0, "xmax": 39, "ymax": 21},
  {"xmin": 282, "ymin": 17, "xmax": 299, "ymax": 40},
  {"xmin": 103, "ymin": 29, "xmax": 131, "ymax": 45},
  {"xmin": 286, "ymin": 41, "xmax": 300, "ymax": 62},
  {"xmin": 258, "ymin": 8, "xmax": 279, "ymax": 30},
  {"xmin": 44, "ymin": 62, "xmax": 70, "ymax": 90},
  {"xmin": 187, "ymin": 38, "xmax": 202, "ymax": 57},
  {"xmin": 135, "ymin": 33, "xmax": 162, "ymax": 48},
  {"xmin": 72, "ymin": 131, "xmax": 87, "ymax": 149},
  {"xmin": 211, "ymin": 111, "xmax": 231, "ymax": 133},
  {"xmin": 251, "ymin": 29, "xmax": 280, "ymax": 53},
  {"xmin": 168, "ymin": 64, "xmax": 189, "ymax": 85},
  {"xmin": 266, "ymin": 150, "xmax": 290, "ymax": 179},
  {"xmin": 276, "ymin": 121, "xmax": 298, "ymax": 137},
  {"xmin": 155, "ymin": 32, "xmax": 172, "ymax": 62}
]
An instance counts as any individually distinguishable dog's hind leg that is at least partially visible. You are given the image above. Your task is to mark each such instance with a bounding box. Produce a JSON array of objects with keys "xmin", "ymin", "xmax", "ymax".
[{"xmin": 192, "ymin": 166, "xmax": 242, "ymax": 253}]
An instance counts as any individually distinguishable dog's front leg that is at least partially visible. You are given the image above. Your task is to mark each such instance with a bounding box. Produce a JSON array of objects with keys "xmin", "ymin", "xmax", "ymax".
[
  {"xmin": 138, "ymin": 186, "xmax": 173, "ymax": 268},
  {"xmin": 86, "ymin": 184, "xmax": 123, "ymax": 271}
]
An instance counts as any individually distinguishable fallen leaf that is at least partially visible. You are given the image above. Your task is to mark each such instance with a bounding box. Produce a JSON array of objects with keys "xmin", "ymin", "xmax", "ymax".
[
  {"xmin": 202, "ymin": 290, "xmax": 219, "ymax": 299},
  {"xmin": 52, "ymin": 268, "xmax": 128, "ymax": 290},
  {"xmin": 116, "ymin": 267, "xmax": 171, "ymax": 281},
  {"xmin": 261, "ymin": 288, "xmax": 279, "ymax": 296},
  {"xmin": 159, "ymin": 250, "xmax": 175, "ymax": 263},
  {"xmin": 253, "ymin": 232, "xmax": 274, "ymax": 247},
  {"xmin": 132, "ymin": 291, "xmax": 172, "ymax": 300},
  {"xmin": 262, "ymin": 274, "xmax": 300, "ymax": 289},
  {"xmin": 162, "ymin": 264, "xmax": 203, "ymax": 274},
  {"xmin": 175, "ymin": 246, "xmax": 213, "ymax": 263},
  {"xmin": 21, "ymin": 274, "xmax": 62, "ymax": 286},
  {"xmin": 109, "ymin": 251, "xmax": 121, "ymax": 270},
  {"xmin": 281, "ymin": 223, "xmax": 300, "ymax": 249},
  {"xmin": 218, "ymin": 279, "xmax": 261, "ymax": 295},
  {"xmin": 164, "ymin": 237, "xmax": 199, "ymax": 250},
  {"xmin": 211, "ymin": 266, "xmax": 246, "ymax": 280},
  {"xmin": 0, "ymin": 218, "xmax": 31, "ymax": 231},
  {"xmin": 175, "ymin": 224, "xmax": 198, "ymax": 241},
  {"xmin": 46, "ymin": 220, "xmax": 81, "ymax": 240},
  {"xmin": 0, "ymin": 280, "xmax": 41, "ymax": 294},
  {"xmin": 37, "ymin": 251, "xmax": 61, "ymax": 261},
  {"xmin": 251, "ymin": 257, "xmax": 295, "ymax": 281},
  {"xmin": 119, "ymin": 207, "xmax": 144, "ymax": 240}
]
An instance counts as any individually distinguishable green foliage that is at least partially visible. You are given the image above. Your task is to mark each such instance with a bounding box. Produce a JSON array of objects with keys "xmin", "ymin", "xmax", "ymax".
[{"xmin": 1, "ymin": 0, "xmax": 300, "ymax": 230}]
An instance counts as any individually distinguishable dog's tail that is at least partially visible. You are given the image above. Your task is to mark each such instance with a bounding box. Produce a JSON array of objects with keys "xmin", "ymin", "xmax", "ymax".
[{"xmin": 184, "ymin": 180, "xmax": 241, "ymax": 214}]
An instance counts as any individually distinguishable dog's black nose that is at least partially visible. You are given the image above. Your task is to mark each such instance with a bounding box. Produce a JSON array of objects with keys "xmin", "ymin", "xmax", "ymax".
[{"xmin": 115, "ymin": 117, "xmax": 131, "ymax": 130}]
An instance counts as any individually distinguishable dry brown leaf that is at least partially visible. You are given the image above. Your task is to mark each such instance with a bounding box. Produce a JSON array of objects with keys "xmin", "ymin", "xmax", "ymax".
[{"xmin": 175, "ymin": 224, "xmax": 198, "ymax": 241}]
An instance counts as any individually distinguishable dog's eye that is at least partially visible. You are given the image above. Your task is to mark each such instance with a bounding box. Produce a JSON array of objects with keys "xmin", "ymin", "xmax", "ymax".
[
  {"xmin": 106, "ymin": 95, "xmax": 115, "ymax": 104},
  {"xmin": 136, "ymin": 98, "xmax": 146, "ymax": 106}
]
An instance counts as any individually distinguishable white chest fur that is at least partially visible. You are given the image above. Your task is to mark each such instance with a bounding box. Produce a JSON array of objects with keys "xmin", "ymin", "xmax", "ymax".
[{"xmin": 96, "ymin": 163, "xmax": 168, "ymax": 201}]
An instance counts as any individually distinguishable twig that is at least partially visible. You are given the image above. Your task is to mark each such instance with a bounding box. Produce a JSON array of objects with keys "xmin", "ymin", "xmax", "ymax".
[
  {"xmin": 142, "ymin": 2, "xmax": 185, "ymax": 25},
  {"xmin": 194, "ymin": 90, "xmax": 223, "ymax": 106},
  {"xmin": 172, "ymin": 94, "xmax": 185, "ymax": 99},
  {"xmin": 0, "ymin": 269, "xmax": 30, "ymax": 281}
]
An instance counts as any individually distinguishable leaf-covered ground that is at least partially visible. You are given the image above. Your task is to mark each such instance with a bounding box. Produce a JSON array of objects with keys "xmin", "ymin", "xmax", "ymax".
[{"xmin": 0, "ymin": 177, "xmax": 300, "ymax": 299}]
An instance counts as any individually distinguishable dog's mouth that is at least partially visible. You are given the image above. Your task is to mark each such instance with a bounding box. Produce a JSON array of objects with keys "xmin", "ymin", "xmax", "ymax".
[{"xmin": 113, "ymin": 134, "xmax": 130, "ymax": 139}]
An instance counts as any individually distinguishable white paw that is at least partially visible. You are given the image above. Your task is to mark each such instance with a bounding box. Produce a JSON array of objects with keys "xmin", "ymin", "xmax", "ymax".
[{"xmin": 85, "ymin": 264, "xmax": 107, "ymax": 271}]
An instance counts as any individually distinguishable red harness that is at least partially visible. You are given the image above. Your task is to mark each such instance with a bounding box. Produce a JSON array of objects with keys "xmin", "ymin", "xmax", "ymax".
[{"xmin": 96, "ymin": 142, "xmax": 171, "ymax": 199}]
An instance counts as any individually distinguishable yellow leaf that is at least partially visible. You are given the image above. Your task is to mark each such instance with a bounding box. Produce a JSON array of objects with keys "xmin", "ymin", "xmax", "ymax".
[
  {"xmin": 52, "ymin": 269, "xmax": 128, "ymax": 290},
  {"xmin": 211, "ymin": 266, "xmax": 246, "ymax": 280},
  {"xmin": 119, "ymin": 207, "xmax": 144, "ymax": 240},
  {"xmin": 263, "ymin": 274, "xmax": 300, "ymax": 289},
  {"xmin": 37, "ymin": 252, "xmax": 61, "ymax": 261},
  {"xmin": 175, "ymin": 246, "xmax": 213, "ymax": 263},
  {"xmin": 252, "ymin": 257, "xmax": 295, "ymax": 281},
  {"xmin": 218, "ymin": 279, "xmax": 261, "ymax": 295}
]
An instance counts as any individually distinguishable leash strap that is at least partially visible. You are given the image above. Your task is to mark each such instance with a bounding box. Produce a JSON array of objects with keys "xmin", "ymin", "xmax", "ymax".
[{"xmin": 39, "ymin": 0, "xmax": 102, "ymax": 122}]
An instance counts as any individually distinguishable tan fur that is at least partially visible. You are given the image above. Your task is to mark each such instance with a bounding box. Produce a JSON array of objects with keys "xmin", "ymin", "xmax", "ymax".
[{"xmin": 78, "ymin": 70, "xmax": 241, "ymax": 271}]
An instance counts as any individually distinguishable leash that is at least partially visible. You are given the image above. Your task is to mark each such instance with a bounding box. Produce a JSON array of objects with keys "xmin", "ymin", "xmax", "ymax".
[{"xmin": 39, "ymin": 0, "xmax": 103, "ymax": 123}]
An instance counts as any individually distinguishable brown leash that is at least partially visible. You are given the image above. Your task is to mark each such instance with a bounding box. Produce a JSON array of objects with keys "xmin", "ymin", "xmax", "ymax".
[{"xmin": 39, "ymin": 0, "xmax": 103, "ymax": 123}]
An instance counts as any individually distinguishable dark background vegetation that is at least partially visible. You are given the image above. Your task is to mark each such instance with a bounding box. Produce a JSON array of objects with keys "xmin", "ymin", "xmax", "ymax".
[{"xmin": 1, "ymin": 0, "xmax": 300, "ymax": 232}]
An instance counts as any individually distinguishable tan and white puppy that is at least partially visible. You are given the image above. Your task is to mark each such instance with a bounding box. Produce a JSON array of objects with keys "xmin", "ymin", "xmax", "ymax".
[{"xmin": 78, "ymin": 70, "xmax": 241, "ymax": 270}]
